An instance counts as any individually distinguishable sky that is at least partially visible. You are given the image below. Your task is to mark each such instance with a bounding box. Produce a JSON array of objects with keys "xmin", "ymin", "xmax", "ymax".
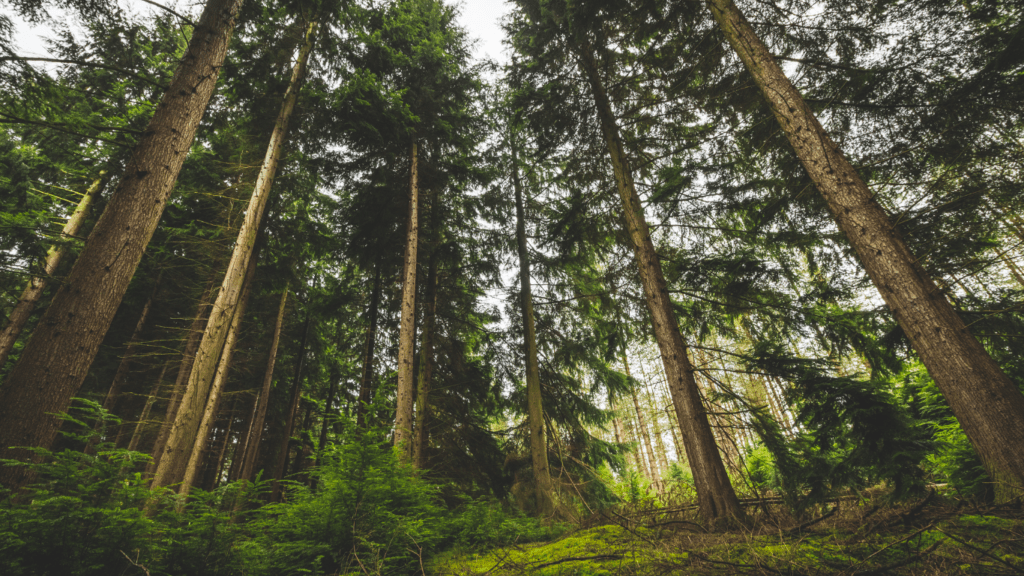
[{"xmin": 9, "ymin": 0, "xmax": 512, "ymax": 64}]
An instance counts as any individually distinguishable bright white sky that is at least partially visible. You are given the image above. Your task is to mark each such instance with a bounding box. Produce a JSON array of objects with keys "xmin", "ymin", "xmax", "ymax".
[{"xmin": 9, "ymin": 0, "xmax": 512, "ymax": 64}]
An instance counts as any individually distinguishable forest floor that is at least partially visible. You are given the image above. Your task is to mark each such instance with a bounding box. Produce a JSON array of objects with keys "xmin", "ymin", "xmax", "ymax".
[{"xmin": 431, "ymin": 491, "xmax": 1024, "ymax": 575}]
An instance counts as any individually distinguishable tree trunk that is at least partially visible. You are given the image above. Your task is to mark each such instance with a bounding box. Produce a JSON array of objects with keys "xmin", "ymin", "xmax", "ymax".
[
  {"xmin": 271, "ymin": 314, "xmax": 311, "ymax": 501},
  {"xmin": 576, "ymin": 45, "xmax": 744, "ymax": 522},
  {"xmin": 178, "ymin": 250, "xmax": 258, "ymax": 497},
  {"xmin": 0, "ymin": 0, "xmax": 245, "ymax": 489},
  {"xmin": 708, "ymin": 0, "xmax": 1024, "ymax": 489},
  {"xmin": 314, "ymin": 374, "xmax": 337, "ymax": 468},
  {"xmin": 394, "ymin": 140, "xmax": 420, "ymax": 459},
  {"xmin": 625, "ymin": 355, "xmax": 661, "ymax": 491},
  {"xmin": 413, "ymin": 255, "xmax": 437, "ymax": 470},
  {"xmin": 128, "ymin": 361, "xmax": 171, "ymax": 452},
  {"xmin": 152, "ymin": 21, "xmax": 317, "ymax": 491},
  {"xmin": 98, "ymin": 270, "xmax": 163, "ymax": 437},
  {"xmin": 356, "ymin": 263, "xmax": 383, "ymax": 429},
  {"xmin": 205, "ymin": 397, "xmax": 237, "ymax": 491},
  {"xmin": 236, "ymin": 285, "xmax": 288, "ymax": 483},
  {"xmin": 147, "ymin": 281, "xmax": 216, "ymax": 476},
  {"xmin": 511, "ymin": 139, "xmax": 555, "ymax": 516},
  {"xmin": 0, "ymin": 172, "xmax": 108, "ymax": 369}
]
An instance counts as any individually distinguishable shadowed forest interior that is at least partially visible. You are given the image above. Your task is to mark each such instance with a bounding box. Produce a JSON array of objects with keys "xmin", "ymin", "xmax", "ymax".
[{"xmin": 1, "ymin": 0, "xmax": 1023, "ymax": 574}]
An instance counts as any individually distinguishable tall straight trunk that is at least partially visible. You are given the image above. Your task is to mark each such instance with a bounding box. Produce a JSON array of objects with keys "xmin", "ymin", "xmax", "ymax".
[
  {"xmin": 0, "ymin": 0, "xmax": 245, "ymax": 488},
  {"xmin": 128, "ymin": 361, "xmax": 171, "ymax": 452},
  {"xmin": 271, "ymin": 314, "xmax": 311, "ymax": 501},
  {"xmin": 413, "ymin": 255, "xmax": 437, "ymax": 469},
  {"xmin": 635, "ymin": 353, "xmax": 673, "ymax": 477},
  {"xmin": 315, "ymin": 325, "xmax": 342, "ymax": 467},
  {"xmin": 152, "ymin": 21, "xmax": 317, "ymax": 491},
  {"xmin": 708, "ymin": 0, "xmax": 1024, "ymax": 488},
  {"xmin": 99, "ymin": 271, "xmax": 163, "ymax": 430},
  {"xmin": 664, "ymin": 402, "xmax": 685, "ymax": 462},
  {"xmin": 148, "ymin": 281, "xmax": 215, "ymax": 476},
  {"xmin": 227, "ymin": 391, "xmax": 256, "ymax": 483},
  {"xmin": 237, "ymin": 286, "xmax": 288, "ymax": 482},
  {"xmin": 0, "ymin": 172, "xmax": 108, "ymax": 369},
  {"xmin": 178, "ymin": 251, "xmax": 258, "ymax": 497},
  {"xmin": 205, "ymin": 398, "xmax": 237, "ymax": 491},
  {"xmin": 356, "ymin": 264, "xmax": 382, "ymax": 428},
  {"xmin": 511, "ymin": 140, "xmax": 555, "ymax": 516},
  {"xmin": 576, "ymin": 46, "xmax": 743, "ymax": 522},
  {"xmin": 624, "ymin": 355, "xmax": 661, "ymax": 490},
  {"xmin": 394, "ymin": 140, "xmax": 420, "ymax": 458}
]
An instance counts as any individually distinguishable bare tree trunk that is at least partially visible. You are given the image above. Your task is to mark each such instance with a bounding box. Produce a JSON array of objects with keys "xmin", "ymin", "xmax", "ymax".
[
  {"xmin": 624, "ymin": 354, "xmax": 661, "ymax": 491},
  {"xmin": 148, "ymin": 281, "xmax": 216, "ymax": 476},
  {"xmin": 356, "ymin": 264, "xmax": 382, "ymax": 429},
  {"xmin": 205, "ymin": 398, "xmax": 237, "ymax": 491},
  {"xmin": 271, "ymin": 314, "xmax": 311, "ymax": 501},
  {"xmin": 394, "ymin": 140, "xmax": 420, "ymax": 459},
  {"xmin": 511, "ymin": 140, "xmax": 555, "ymax": 516},
  {"xmin": 237, "ymin": 285, "xmax": 289, "ymax": 483},
  {"xmin": 576, "ymin": 46, "xmax": 743, "ymax": 522},
  {"xmin": 413, "ymin": 255, "xmax": 437, "ymax": 470},
  {"xmin": 227, "ymin": 390, "xmax": 257, "ymax": 483},
  {"xmin": 0, "ymin": 172, "xmax": 108, "ymax": 369},
  {"xmin": 178, "ymin": 250, "xmax": 257, "ymax": 497},
  {"xmin": 708, "ymin": 0, "xmax": 1024, "ymax": 490},
  {"xmin": 128, "ymin": 361, "xmax": 171, "ymax": 452},
  {"xmin": 0, "ymin": 0, "xmax": 245, "ymax": 489},
  {"xmin": 314, "ymin": 375, "xmax": 337, "ymax": 468},
  {"xmin": 98, "ymin": 271, "xmax": 163, "ymax": 438},
  {"xmin": 152, "ymin": 21, "xmax": 317, "ymax": 491}
]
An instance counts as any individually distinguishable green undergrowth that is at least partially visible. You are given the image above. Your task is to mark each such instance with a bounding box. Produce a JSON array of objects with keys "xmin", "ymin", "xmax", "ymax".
[{"xmin": 432, "ymin": 494, "xmax": 1024, "ymax": 575}]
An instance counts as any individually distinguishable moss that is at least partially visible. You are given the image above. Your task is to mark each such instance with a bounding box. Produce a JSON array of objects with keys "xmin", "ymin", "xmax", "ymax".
[{"xmin": 431, "ymin": 524, "xmax": 687, "ymax": 575}]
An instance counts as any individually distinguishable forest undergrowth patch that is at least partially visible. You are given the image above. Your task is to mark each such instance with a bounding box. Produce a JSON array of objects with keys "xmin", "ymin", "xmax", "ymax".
[{"xmin": 432, "ymin": 491, "xmax": 1024, "ymax": 575}]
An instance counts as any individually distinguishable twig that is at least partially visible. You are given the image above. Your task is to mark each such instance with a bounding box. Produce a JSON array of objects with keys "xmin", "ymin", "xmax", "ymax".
[
  {"xmin": 119, "ymin": 550, "xmax": 151, "ymax": 576},
  {"xmin": 785, "ymin": 504, "xmax": 837, "ymax": 534},
  {"xmin": 139, "ymin": 0, "xmax": 196, "ymax": 26},
  {"xmin": 532, "ymin": 554, "xmax": 623, "ymax": 569}
]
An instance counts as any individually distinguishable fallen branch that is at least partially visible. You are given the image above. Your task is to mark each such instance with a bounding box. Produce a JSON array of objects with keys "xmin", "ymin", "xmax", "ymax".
[
  {"xmin": 532, "ymin": 554, "xmax": 623, "ymax": 570},
  {"xmin": 785, "ymin": 505, "xmax": 837, "ymax": 534}
]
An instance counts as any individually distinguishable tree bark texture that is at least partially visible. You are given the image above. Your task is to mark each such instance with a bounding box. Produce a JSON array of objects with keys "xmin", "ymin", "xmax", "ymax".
[
  {"xmin": 708, "ymin": 0, "xmax": 1024, "ymax": 487},
  {"xmin": 147, "ymin": 281, "xmax": 215, "ymax": 476},
  {"xmin": 0, "ymin": 172, "xmax": 108, "ymax": 370},
  {"xmin": 178, "ymin": 251, "xmax": 257, "ymax": 496},
  {"xmin": 236, "ymin": 286, "xmax": 288, "ymax": 483},
  {"xmin": 413, "ymin": 254, "xmax": 437, "ymax": 470},
  {"xmin": 0, "ymin": 0, "xmax": 245, "ymax": 489},
  {"xmin": 576, "ymin": 46, "xmax": 744, "ymax": 522},
  {"xmin": 356, "ymin": 264, "xmax": 382, "ymax": 429},
  {"xmin": 394, "ymin": 140, "xmax": 419, "ymax": 459},
  {"xmin": 511, "ymin": 140, "xmax": 555, "ymax": 516},
  {"xmin": 152, "ymin": 21, "xmax": 317, "ymax": 491},
  {"xmin": 271, "ymin": 314, "xmax": 311, "ymax": 501}
]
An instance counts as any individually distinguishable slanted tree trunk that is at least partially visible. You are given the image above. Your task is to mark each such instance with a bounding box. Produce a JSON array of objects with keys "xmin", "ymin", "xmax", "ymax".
[
  {"xmin": 0, "ymin": 172, "xmax": 108, "ymax": 369},
  {"xmin": 576, "ymin": 46, "xmax": 744, "ymax": 522},
  {"xmin": 237, "ymin": 286, "xmax": 289, "ymax": 483},
  {"xmin": 624, "ymin": 355, "xmax": 661, "ymax": 491},
  {"xmin": 227, "ymin": 390, "xmax": 257, "ymax": 483},
  {"xmin": 205, "ymin": 398, "xmax": 237, "ymax": 491},
  {"xmin": 413, "ymin": 255, "xmax": 438, "ymax": 470},
  {"xmin": 511, "ymin": 140, "xmax": 555, "ymax": 516},
  {"xmin": 707, "ymin": 0, "xmax": 1024, "ymax": 490},
  {"xmin": 98, "ymin": 271, "xmax": 163, "ymax": 436},
  {"xmin": 148, "ymin": 281, "xmax": 216, "ymax": 476},
  {"xmin": 178, "ymin": 250, "xmax": 258, "ymax": 498},
  {"xmin": 0, "ymin": 0, "xmax": 245, "ymax": 489},
  {"xmin": 356, "ymin": 264, "xmax": 383, "ymax": 429},
  {"xmin": 271, "ymin": 314, "xmax": 311, "ymax": 501},
  {"xmin": 152, "ymin": 21, "xmax": 317, "ymax": 491},
  {"xmin": 128, "ymin": 361, "xmax": 171, "ymax": 452},
  {"xmin": 394, "ymin": 140, "xmax": 420, "ymax": 459}
]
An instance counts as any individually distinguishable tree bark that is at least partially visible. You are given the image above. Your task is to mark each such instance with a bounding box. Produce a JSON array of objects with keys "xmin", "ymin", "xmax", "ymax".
[
  {"xmin": 147, "ymin": 281, "xmax": 215, "ymax": 476},
  {"xmin": 394, "ymin": 140, "xmax": 420, "ymax": 459},
  {"xmin": 576, "ymin": 45, "xmax": 744, "ymax": 522},
  {"xmin": 413, "ymin": 253, "xmax": 437, "ymax": 470},
  {"xmin": 708, "ymin": 0, "xmax": 1024, "ymax": 488},
  {"xmin": 0, "ymin": 0, "xmax": 245, "ymax": 489},
  {"xmin": 624, "ymin": 355, "xmax": 661, "ymax": 491},
  {"xmin": 356, "ymin": 263, "xmax": 383, "ymax": 429},
  {"xmin": 152, "ymin": 20, "xmax": 317, "ymax": 491},
  {"xmin": 271, "ymin": 313, "xmax": 311, "ymax": 501},
  {"xmin": 205, "ymin": 397, "xmax": 237, "ymax": 491},
  {"xmin": 511, "ymin": 139, "xmax": 555, "ymax": 516},
  {"xmin": 178, "ymin": 250, "xmax": 257, "ymax": 497},
  {"xmin": 236, "ymin": 285, "xmax": 289, "ymax": 483},
  {"xmin": 0, "ymin": 172, "xmax": 108, "ymax": 370}
]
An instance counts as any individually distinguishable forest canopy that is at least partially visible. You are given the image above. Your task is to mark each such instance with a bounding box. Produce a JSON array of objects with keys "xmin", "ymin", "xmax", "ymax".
[{"xmin": 0, "ymin": 0, "xmax": 1023, "ymax": 574}]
